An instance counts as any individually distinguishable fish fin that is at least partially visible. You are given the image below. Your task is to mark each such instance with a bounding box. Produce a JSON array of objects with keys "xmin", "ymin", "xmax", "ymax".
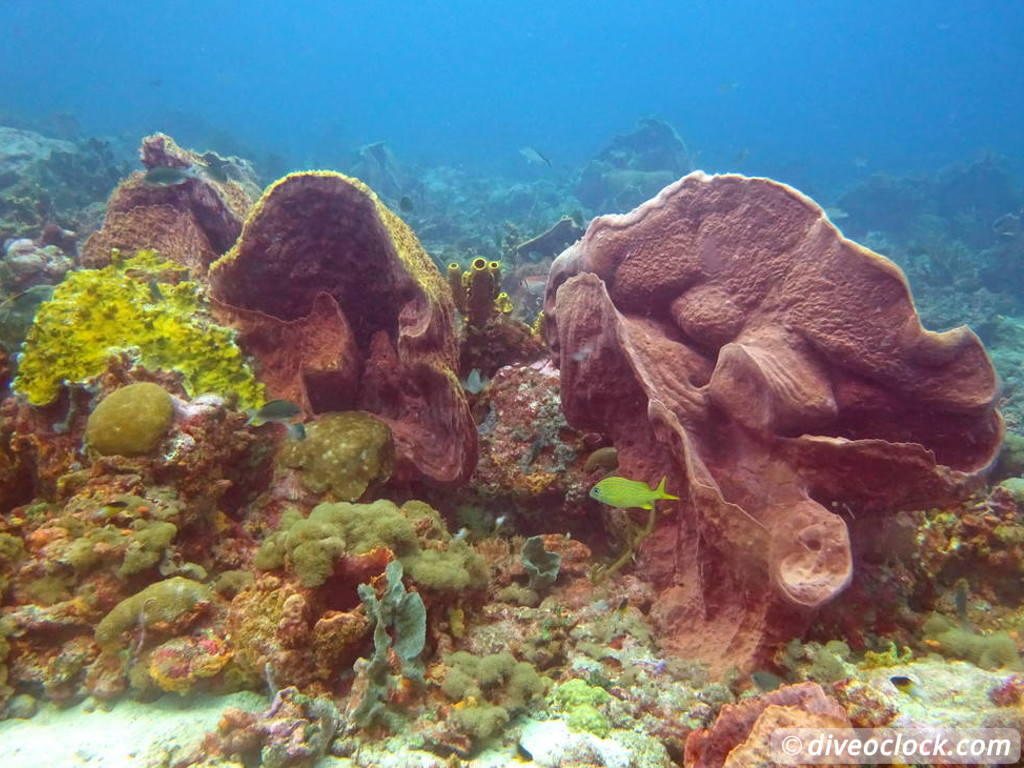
[{"xmin": 655, "ymin": 476, "xmax": 680, "ymax": 500}]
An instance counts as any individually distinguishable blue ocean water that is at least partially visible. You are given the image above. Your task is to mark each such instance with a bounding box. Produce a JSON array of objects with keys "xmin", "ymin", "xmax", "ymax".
[{"xmin": 2, "ymin": 0, "xmax": 1022, "ymax": 192}]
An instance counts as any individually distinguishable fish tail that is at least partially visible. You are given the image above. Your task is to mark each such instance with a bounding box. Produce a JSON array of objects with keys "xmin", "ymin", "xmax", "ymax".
[{"xmin": 655, "ymin": 476, "xmax": 680, "ymax": 500}]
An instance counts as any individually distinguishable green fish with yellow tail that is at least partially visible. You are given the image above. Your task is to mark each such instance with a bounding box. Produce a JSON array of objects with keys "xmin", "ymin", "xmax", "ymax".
[{"xmin": 589, "ymin": 476, "xmax": 679, "ymax": 509}]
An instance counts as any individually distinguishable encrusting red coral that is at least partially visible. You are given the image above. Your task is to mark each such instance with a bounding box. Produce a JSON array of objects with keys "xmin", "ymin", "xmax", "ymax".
[
  {"xmin": 544, "ymin": 171, "xmax": 1002, "ymax": 672},
  {"xmin": 684, "ymin": 682, "xmax": 852, "ymax": 768}
]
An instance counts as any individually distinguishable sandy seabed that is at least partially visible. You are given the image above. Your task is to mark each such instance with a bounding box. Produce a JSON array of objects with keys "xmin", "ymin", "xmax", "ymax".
[{"xmin": 0, "ymin": 691, "xmax": 265, "ymax": 767}]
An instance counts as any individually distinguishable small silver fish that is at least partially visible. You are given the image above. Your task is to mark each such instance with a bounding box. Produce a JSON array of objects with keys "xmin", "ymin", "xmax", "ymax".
[
  {"xmin": 519, "ymin": 146, "xmax": 551, "ymax": 167},
  {"xmin": 143, "ymin": 165, "xmax": 197, "ymax": 186},
  {"xmin": 452, "ymin": 527, "xmax": 470, "ymax": 542},
  {"xmin": 246, "ymin": 399, "xmax": 302, "ymax": 426}
]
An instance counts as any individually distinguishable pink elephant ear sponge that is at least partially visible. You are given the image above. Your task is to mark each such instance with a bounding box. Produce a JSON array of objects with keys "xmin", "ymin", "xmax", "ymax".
[{"xmin": 544, "ymin": 171, "xmax": 1001, "ymax": 673}]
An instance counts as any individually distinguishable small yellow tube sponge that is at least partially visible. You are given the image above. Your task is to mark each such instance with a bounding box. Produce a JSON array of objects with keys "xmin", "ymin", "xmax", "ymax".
[
  {"xmin": 84, "ymin": 382, "xmax": 174, "ymax": 457},
  {"xmin": 14, "ymin": 250, "xmax": 263, "ymax": 407}
]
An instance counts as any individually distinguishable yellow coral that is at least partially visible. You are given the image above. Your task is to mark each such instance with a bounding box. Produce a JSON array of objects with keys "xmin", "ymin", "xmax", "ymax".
[
  {"xmin": 523, "ymin": 471, "xmax": 558, "ymax": 494},
  {"xmin": 14, "ymin": 250, "xmax": 263, "ymax": 407},
  {"xmin": 447, "ymin": 257, "xmax": 506, "ymax": 326}
]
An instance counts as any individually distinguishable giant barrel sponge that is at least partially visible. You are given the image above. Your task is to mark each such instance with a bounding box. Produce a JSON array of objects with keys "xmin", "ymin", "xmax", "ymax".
[
  {"xmin": 209, "ymin": 172, "xmax": 476, "ymax": 486},
  {"xmin": 544, "ymin": 171, "xmax": 1002, "ymax": 672}
]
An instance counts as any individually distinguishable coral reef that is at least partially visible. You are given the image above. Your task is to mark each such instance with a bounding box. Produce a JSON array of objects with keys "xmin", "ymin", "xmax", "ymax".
[
  {"xmin": 196, "ymin": 686, "xmax": 340, "ymax": 768},
  {"xmin": 458, "ymin": 362, "xmax": 600, "ymax": 540},
  {"xmin": 576, "ymin": 118, "xmax": 694, "ymax": 213},
  {"xmin": 209, "ymin": 171, "xmax": 476, "ymax": 485},
  {"xmin": 3, "ymin": 122, "xmax": 1024, "ymax": 768},
  {"xmin": 544, "ymin": 171, "xmax": 1002, "ymax": 672},
  {"xmin": 0, "ymin": 238, "xmax": 72, "ymax": 294},
  {"xmin": 0, "ymin": 126, "xmax": 126, "ymax": 244},
  {"xmin": 254, "ymin": 499, "xmax": 488, "ymax": 595},
  {"xmin": 685, "ymin": 683, "xmax": 851, "ymax": 768},
  {"xmin": 81, "ymin": 133, "xmax": 258, "ymax": 273},
  {"xmin": 277, "ymin": 410, "xmax": 394, "ymax": 502}
]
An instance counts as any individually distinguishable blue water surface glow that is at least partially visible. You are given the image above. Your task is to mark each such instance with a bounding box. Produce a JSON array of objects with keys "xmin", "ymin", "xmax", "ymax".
[{"xmin": 1, "ymin": 0, "xmax": 1022, "ymax": 192}]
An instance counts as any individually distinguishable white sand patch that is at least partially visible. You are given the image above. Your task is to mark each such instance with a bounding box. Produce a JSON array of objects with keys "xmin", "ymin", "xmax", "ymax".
[{"xmin": 0, "ymin": 691, "xmax": 266, "ymax": 768}]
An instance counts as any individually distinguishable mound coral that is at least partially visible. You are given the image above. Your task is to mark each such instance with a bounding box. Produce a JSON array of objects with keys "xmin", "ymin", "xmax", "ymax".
[
  {"xmin": 13, "ymin": 249, "xmax": 263, "ymax": 407},
  {"xmin": 278, "ymin": 410, "xmax": 394, "ymax": 501},
  {"xmin": 544, "ymin": 172, "xmax": 1002, "ymax": 672},
  {"xmin": 94, "ymin": 576, "xmax": 212, "ymax": 649},
  {"xmin": 84, "ymin": 382, "xmax": 173, "ymax": 456},
  {"xmin": 208, "ymin": 171, "xmax": 475, "ymax": 484}
]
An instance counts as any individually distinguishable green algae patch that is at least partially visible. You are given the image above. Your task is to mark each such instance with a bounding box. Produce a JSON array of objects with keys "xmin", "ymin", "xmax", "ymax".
[
  {"xmin": 85, "ymin": 382, "xmax": 174, "ymax": 457},
  {"xmin": 550, "ymin": 678, "xmax": 613, "ymax": 737},
  {"xmin": 441, "ymin": 651, "xmax": 550, "ymax": 742},
  {"xmin": 14, "ymin": 249, "xmax": 263, "ymax": 407},
  {"xmin": 255, "ymin": 499, "xmax": 489, "ymax": 592},
  {"xmin": 95, "ymin": 576, "xmax": 212, "ymax": 649},
  {"xmin": 279, "ymin": 411, "xmax": 394, "ymax": 501},
  {"xmin": 922, "ymin": 613, "xmax": 1023, "ymax": 670}
]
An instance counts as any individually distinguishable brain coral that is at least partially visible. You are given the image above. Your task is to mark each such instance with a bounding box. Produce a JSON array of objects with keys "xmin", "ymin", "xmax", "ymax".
[{"xmin": 84, "ymin": 382, "xmax": 174, "ymax": 456}]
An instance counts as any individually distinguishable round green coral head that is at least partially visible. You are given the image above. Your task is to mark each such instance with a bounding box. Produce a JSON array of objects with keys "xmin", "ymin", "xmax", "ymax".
[
  {"xmin": 279, "ymin": 411, "xmax": 394, "ymax": 500},
  {"xmin": 85, "ymin": 382, "xmax": 174, "ymax": 456}
]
